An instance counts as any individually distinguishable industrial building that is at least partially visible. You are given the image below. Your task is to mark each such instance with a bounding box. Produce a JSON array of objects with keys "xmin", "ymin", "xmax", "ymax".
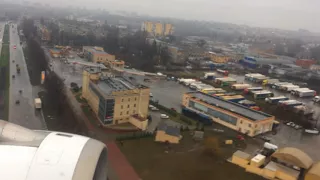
[
  {"xmin": 182, "ymin": 92, "xmax": 275, "ymax": 136},
  {"xmin": 296, "ymin": 59, "xmax": 316, "ymax": 68},
  {"xmin": 231, "ymin": 147, "xmax": 319, "ymax": 180},
  {"xmin": 205, "ymin": 51, "xmax": 230, "ymax": 63},
  {"xmin": 240, "ymin": 56, "xmax": 294, "ymax": 68},
  {"xmin": 82, "ymin": 68, "xmax": 150, "ymax": 130},
  {"xmin": 83, "ymin": 46, "xmax": 125, "ymax": 69}
]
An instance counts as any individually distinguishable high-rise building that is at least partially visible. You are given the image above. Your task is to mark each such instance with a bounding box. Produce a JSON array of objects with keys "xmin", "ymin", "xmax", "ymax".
[{"xmin": 141, "ymin": 22, "xmax": 174, "ymax": 37}]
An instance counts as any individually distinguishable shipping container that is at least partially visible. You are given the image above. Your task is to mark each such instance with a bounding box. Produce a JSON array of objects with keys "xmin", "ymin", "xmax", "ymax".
[
  {"xmin": 297, "ymin": 89, "xmax": 316, "ymax": 98},
  {"xmin": 231, "ymin": 84, "xmax": 252, "ymax": 90},
  {"xmin": 291, "ymin": 88, "xmax": 310, "ymax": 95}
]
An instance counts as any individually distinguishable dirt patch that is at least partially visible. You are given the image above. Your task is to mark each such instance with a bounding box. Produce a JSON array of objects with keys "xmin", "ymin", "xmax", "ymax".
[{"xmin": 119, "ymin": 132, "xmax": 264, "ymax": 180}]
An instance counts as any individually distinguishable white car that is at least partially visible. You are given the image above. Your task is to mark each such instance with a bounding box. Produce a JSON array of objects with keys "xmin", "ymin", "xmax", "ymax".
[
  {"xmin": 313, "ymin": 96, "xmax": 320, "ymax": 103},
  {"xmin": 304, "ymin": 128, "xmax": 319, "ymax": 134},
  {"xmin": 286, "ymin": 122, "xmax": 296, "ymax": 128},
  {"xmin": 151, "ymin": 107, "xmax": 159, "ymax": 111},
  {"xmin": 160, "ymin": 114, "xmax": 169, "ymax": 119}
]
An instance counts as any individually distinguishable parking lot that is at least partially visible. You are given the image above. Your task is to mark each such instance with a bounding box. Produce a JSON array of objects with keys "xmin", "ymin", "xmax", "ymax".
[{"xmin": 124, "ymin": 71, "xmax": 320, "ymax": 161}]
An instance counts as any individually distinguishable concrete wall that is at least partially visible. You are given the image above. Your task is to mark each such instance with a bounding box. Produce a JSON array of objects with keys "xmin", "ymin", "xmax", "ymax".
[
  {"xmin": 231, "ymin": 156, "xmax": 249, "ymax": 168},
  {"xmin": 129, "ymin": 116, "xmax": 148, "ymax": 130}
]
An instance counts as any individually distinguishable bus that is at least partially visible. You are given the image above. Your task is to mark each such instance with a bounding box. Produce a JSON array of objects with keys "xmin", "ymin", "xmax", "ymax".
[
  {"xmin": 243, "ymin": 87, "xmax": 263, "ymax": 94},
  {"xmin": 252, "ymin": 90, "xmax": 274, "ymax": 100},
  {"xmin": 265, "ymin": 96, "xmax": 289, "ymax": 104}
]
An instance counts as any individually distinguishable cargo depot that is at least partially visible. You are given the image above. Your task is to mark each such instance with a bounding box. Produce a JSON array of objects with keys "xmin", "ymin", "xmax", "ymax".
[{"xmin": 182, "ymin": 92, "xmax": 275, "ymax": 136}]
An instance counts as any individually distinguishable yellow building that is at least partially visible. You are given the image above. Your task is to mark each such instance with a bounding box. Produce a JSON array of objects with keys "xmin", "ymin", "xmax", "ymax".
[
  {"xmin": 141, "ymin": 21, "xmax": 153, "ymax": 34},
  {"xmin": 83, "ymin": 46, "xmax": 124, "ymax": 69},
  {"xmin": 82, "ymin": 68, "xmax": 150, "ymax": 129},
  {"xmin": 164, "ymin": 23, "xmax": 174, "ymax": 36},
  {"xmin": 231, "ymin": 147, "xmax": 315, "ymax": 180},
  {"xmin": 305, "ymin": 162, "xmax": 320, "ymax": 180},
  {"xmin": 141, "ymin": 22, "xmax": 174, "ymax": 37},
  {"xmin": 154, "ymin": 23, "xmax": 163, "ymax": 36},
  {"xmin": 155, "ymin": 123, "xmax": 181, "ymax": 144},
  {"xmin": 205, "ymin": 51, "xmax": 230, "ymax": 63},
  {"xmin": 182, "ymin": 92, "xmax": 275, "ymax": 137}
]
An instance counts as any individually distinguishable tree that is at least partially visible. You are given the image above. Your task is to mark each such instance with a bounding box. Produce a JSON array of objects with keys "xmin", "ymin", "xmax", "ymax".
[
  {"xmin": 204, "ymin": 137, "xmax": 222, "ymax": 156},
  {"xmin": 197, "ymin": 39, "xmax": 206, "ymax": 47}
]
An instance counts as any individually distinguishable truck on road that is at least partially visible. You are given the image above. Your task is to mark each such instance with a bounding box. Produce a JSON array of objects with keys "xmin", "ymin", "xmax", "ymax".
[{"xmin": 34, "ymin": 98, "xmax": 42, "ymax": 109}]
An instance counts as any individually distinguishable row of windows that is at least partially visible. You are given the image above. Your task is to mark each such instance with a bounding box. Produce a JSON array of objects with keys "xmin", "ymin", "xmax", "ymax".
[
  {"xmin": 121, "ymin": 97, "xmax": 138, "ymax": 102},
  {"xmin": 189, "ymin": 101, "xmax": 237, "ymax": 126},
  {"xmin": 119, "ymin": 110, "xmax": 136, "ymax": 116},
  {"xmin": 121, "ymin": 104, "xmax": 136, "ymax": 109}
]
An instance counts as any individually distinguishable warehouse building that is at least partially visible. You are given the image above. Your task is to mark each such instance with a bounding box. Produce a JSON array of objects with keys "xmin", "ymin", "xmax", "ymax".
[
  {"xmin": 231, "ymin": 147, "xmax": 316, "ymax": 180},
  {"xmin": 182, "ymin": 92, "xmax": 274, "ymax": 136},
  {"xmin": 83, "ymin": 46, "xmax": 125, "ymax": 69},
  {"xmin": 82, "ymin": 68, "xmax": 150, "ymax": 130}
]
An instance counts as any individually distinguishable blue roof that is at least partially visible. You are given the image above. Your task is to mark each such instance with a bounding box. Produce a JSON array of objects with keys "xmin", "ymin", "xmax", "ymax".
[{"xmin": 157, "ymin": 123, "xmax": 180, "ymax": 137}]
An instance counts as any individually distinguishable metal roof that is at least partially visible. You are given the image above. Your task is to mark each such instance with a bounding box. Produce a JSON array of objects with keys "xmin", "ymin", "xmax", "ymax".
[
  {"xmin": 157, "ymin": 123, "xmax": 180, "ymax": 137},
  {"xmin": 189, "ymin": 92, "xmax": 272, "ymax": 121},
  {"xmin": 272, "ymin": 147, "xmax": 313, "ymax": 169}
]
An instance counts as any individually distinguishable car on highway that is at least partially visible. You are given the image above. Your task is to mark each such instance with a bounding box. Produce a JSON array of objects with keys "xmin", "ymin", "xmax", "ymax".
[{"xmin": 160, "ymin": 114, "xmax": 169, "ymax": 119}]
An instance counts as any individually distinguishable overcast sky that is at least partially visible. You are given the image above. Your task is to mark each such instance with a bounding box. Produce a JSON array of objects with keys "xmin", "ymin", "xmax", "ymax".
[{"xmin": 27, "ymin": 0, "xmax": 320, "ymax": 31}]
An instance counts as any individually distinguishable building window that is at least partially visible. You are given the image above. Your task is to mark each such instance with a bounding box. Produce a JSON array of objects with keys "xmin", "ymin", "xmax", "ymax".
[
  {"xmin": 134, "ymin": 104, "xmax": 136, "ymax": 107},
  {"xmin": 248, "ymin": 124, "xmax": 252, "ymax": 127},
  {"xmin": 120, "ymin": 112, "xmax": 122, "ymax": 115},
  {"xmin": 127, "ymin": 105, "xmax": 130, "ymax": 108},
  {"xmin": 121, "ymin": 99, "xmax": 124, "ymax": 102},
  {"xmin": 126, "ymin": 111, "xmax": 129, "ymax": 115},
  {"xmin": 128, "ymin": 98, "xmax": 130, "ymax": 102},
  {"xmin": 135, "ymin": 97, "xmax": 137, "ymax": 101},
  {"xmin": 121, "ymin": 105, "xmax": 123, "ymax": 109}
]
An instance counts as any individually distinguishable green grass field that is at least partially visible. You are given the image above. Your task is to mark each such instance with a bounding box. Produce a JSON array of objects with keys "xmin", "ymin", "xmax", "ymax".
[{"xmin": 0, "ymin": 24, "xmax": 10, "ymax": 120}]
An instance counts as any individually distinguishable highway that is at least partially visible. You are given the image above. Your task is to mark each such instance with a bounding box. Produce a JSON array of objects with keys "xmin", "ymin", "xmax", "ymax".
[{"xmin": 8, "ymin": 24, "xmax": 46, "ymax": 129}]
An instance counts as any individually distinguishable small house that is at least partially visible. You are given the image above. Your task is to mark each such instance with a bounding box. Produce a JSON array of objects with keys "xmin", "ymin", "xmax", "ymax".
[{"xmin": 155, "ymin": 123, "xmax": 182, "ymax": 144}]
